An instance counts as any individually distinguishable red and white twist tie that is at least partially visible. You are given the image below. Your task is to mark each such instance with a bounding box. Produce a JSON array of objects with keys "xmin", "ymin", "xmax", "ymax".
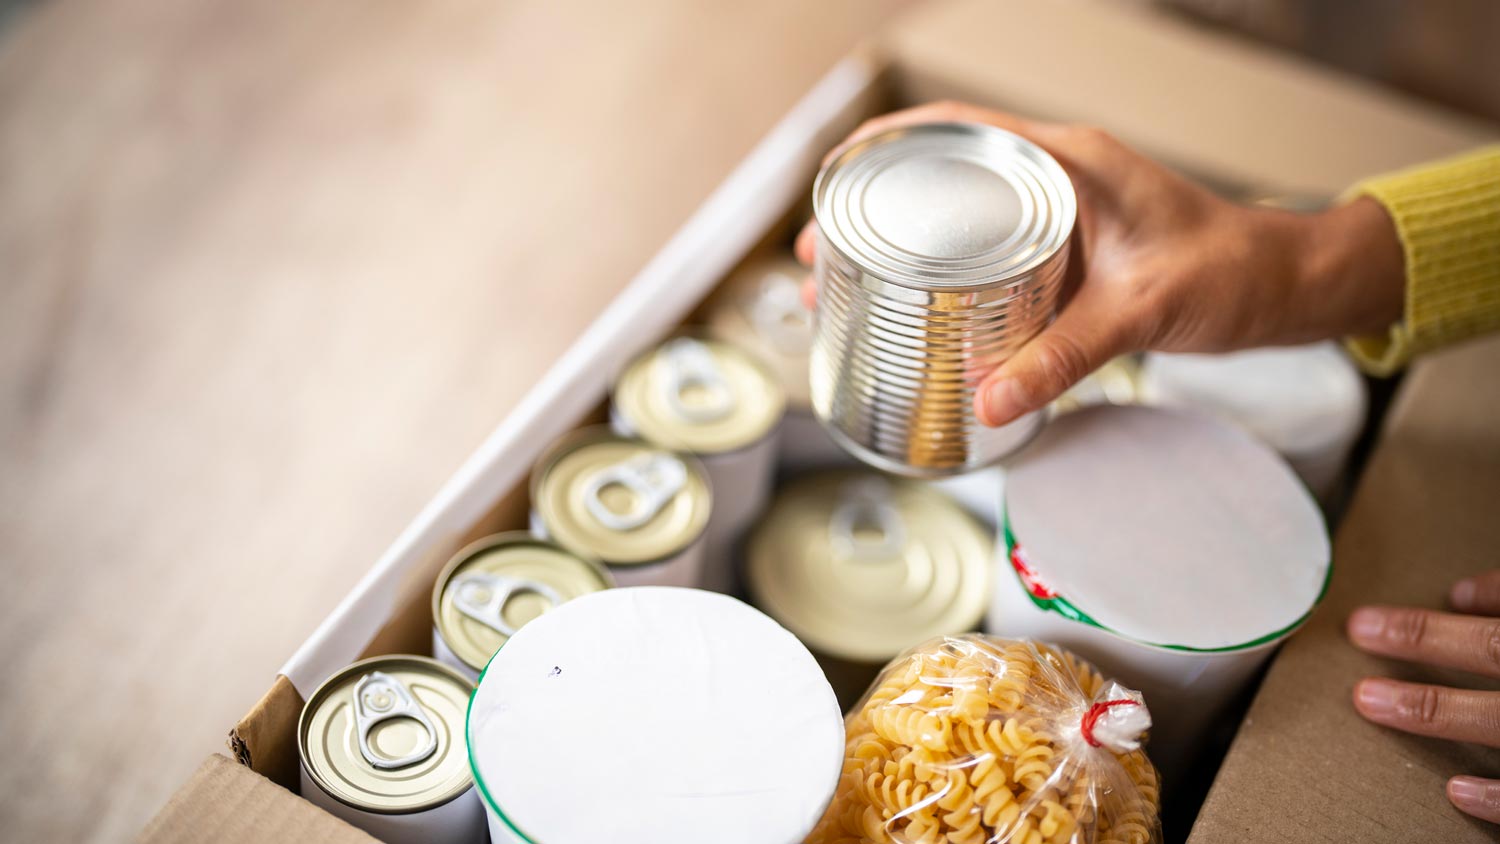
[{"xmin": 1079, "ymin": 685, "xmax": 1151, "ymax": 753}]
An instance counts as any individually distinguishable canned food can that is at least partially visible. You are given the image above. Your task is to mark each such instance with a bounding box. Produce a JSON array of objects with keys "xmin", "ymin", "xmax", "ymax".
[
  {"xmin": 610, "ymin": 335, "xmax": 784, "ymax": 592},
  {"xmin": 531, "ymin": 427, "xmax": 711, "ymax": 589},
  {"xmin": 298, "ymin": 655, "xmax": 484, "ymax": 844},
  {"xmin": 811, "ymin": 121, "xmax": 1075, "ymax": 477},
  {"xmin": 468, "ymin": 587, "xmax": 844, "ymax": 844},
  {"xmin": 744, "ymin": 469, "xmax": 993, "ymax": 709},
  {"xmin": 702, "ymin": 251, "xmax": 853, "ymax": 471},
  {"xmin": 431, "ymin": 532, "xmax": 614, "ymax": 679},
  {"xmin": 1137, "ymin": 342, "xmax": 1366, "ymax": 503},
  {"xmin": 988, "ymin": 405, "xmax": 1331, "ymax": 781}
]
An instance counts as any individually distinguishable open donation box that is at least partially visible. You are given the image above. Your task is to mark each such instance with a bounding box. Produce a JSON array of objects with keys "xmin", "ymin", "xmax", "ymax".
[{"xmin": 140, "ymin": 1, "xmax": 1498, "ymax": 842}]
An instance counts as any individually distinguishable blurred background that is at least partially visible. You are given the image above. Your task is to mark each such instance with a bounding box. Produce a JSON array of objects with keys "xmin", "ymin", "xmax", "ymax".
[{"xmin": 0, "ymin": 1, "xmax": 1495, "ymax": 842}]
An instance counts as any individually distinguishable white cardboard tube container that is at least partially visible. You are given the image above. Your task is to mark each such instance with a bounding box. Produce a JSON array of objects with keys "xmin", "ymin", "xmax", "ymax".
[
  {"xmin": 468, "ymin": 587, "xmax": 844, "ymax": 844},
  {"xmin": 985, "ymin": 405, "xmax": 1331, "ymax": 782}
]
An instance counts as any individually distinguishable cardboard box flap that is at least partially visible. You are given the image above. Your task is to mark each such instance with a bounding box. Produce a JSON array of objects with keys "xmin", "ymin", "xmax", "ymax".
[
  {"xmin": 882, "ymin": 0, "xmax": 1497, "ymax": 197},
  {"xmin": 1188, "ymin": 335, "xmax": 1500, "ymax": 843},
  {"xmin": 273, "ymin": 51, "xmax": 887, "ymax": 700},
  {"xmin": 138, "ymin": 754, "xmax": 378, "ymax": 844}
]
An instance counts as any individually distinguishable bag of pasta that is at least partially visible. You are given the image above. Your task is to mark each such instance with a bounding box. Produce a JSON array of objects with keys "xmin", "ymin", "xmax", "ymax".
[{"xmin": 806, "ymin": 635, "xmax": 1160, "ymax": 844}]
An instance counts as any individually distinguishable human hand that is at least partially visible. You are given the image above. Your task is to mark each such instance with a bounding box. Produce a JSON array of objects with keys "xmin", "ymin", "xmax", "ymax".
[
  {"xmin": 795, "ymin": 101, "xmax": 1406, "ymax": 427},
  {"xmin": 1347, "ymin": 571, "xmax": 1500, "ymax": 823}
]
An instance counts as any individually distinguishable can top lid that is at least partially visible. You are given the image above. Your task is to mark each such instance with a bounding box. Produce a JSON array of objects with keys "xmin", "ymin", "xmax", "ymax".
[
  {"xmin": 615, "ymin": 336, "xmax": 786, "ymax": 453},
  {"xmin": 1138, "ymin": 342, "xmax": 1367, "ymax": 459},
  {"xmin": 433, "ymin": 533, "xmax": 614, "ymax": 672},
  {"xmin": 467, "ymin": 587, "xmax": 844, "ymax": 844},
  {"xmin": 702, "ymin": 253, "xmax": 813, "ymax": 409},
  {"xmin": 299, "ymin": 656, "xmax": 474, "ymax": 814},
  {"xmin": 1005, "ymin": 405, "xmax": 1331, "ymax": 650},
  {"xmin": 814, "ymin": 122, "xmax": 1075, "ymax": 290},
  {"xmin": 532, "ymin": 430, "xmax": 711, "ymax": 565},
  {"xmin": 745, "ymin": 470, "xmax": 993, "ymax": 662}
]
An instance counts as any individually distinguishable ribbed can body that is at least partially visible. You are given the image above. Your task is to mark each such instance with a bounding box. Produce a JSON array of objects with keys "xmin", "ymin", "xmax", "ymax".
[{"xmin": 811, "ymin": 122, "xmax": 1075, "ymax": 477}]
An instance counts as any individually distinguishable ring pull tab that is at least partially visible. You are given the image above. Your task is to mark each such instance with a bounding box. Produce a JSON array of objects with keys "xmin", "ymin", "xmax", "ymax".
[
  {"xmin": 353, "ymin": 672, "xmax": 438, "ymax": 770},
  {"xmin": 829, "ymin": 478, "xmax": 906, "ymax": 561},
  {"xmin": 659, "ymin": 337, "xmax": 737, "ymax": 423},
  {"xmin": 583, "ymin": 452, "xmax": 688, "ymax": 532},
  {"xmin": 747, "ymin": 271, "xmax": 812, "ymax": 352},
  {"xmin": 448, "ymin": 572, "xmax": 564, "ymax": 637}
]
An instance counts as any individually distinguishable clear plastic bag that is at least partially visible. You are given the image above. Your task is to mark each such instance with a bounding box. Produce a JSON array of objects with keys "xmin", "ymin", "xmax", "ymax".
[{"xmin": 806, "ymin": 635, "xmax": 1161, "ymax": 844}]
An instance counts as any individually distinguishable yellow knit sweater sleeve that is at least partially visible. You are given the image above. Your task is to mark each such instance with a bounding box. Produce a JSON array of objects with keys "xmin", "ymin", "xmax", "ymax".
[{"xmin": 1344, "ymin": 146, "xmax": 1500, "ymax": 375}]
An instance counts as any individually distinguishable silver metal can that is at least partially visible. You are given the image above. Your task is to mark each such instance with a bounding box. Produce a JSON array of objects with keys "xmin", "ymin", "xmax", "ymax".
[
  {"xmin": 610, "ymin": 335, "xmax": 783, "ymax": 593},
  {"xmin": 811, "ymin": 122, "xmax": 1076, "ymax": 477},
  {"xmin": 431, "ymin": 532, "xmax": 614, "ymax": 679},
  {"xmin": 298, "ymin": 655, "xmax": 485, "ymax": 844},
  {"xmin": 530, "ymin": 427, "xmax": 712, "ymax": 589}
]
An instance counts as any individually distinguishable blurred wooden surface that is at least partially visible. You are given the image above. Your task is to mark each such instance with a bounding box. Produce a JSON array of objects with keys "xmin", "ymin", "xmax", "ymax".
[{"xmin": 0, "ymin": 1, "xmax": 905, "ymax": 840}]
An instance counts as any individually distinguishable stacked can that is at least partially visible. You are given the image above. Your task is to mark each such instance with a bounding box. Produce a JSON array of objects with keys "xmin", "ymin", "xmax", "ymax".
[
  {"xmin": 989, "ymin": 405, "xmax": 1331, "ymax": 783},
  {"xmin": 811, "ymin": 122, "xmax": 1075, "ymax": 477},
  {"xmin": 467, "ymin": 587, "xmax": 845, "ymax": 844},
  {"xmin": 298, "ymin": 656, "xmax": 485, "ymax": 844},
  {"xmin": 531, "ymin": 427, "xmax": 711, "ymax": 589},
  {"xmin": 611, "ymin": 335, "xmax": 784, "ymax": 592},
  {"xmin": 702, "ymin": 252, "xmax": 854, "ymax": 471},
  {"xmin": 744, "ymin": 469, "xmax": 993, "ymax": 710},
  {"xmin": 431, "ymin": 532, "xmax": 614, "ymax": 679}
]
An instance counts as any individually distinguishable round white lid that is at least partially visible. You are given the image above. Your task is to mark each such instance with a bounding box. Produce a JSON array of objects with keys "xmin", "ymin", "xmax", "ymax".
[
  {"xmin": 467, "ymin": 587, "xmax": 845, "ymax": 844},
  {"xmin": 1138, "ymin": 342, "xmax": 1366, "ymax": 459},
  {"xmin": 1005, "ymin": 405, "xmax": 1330, "ymax": 649}
]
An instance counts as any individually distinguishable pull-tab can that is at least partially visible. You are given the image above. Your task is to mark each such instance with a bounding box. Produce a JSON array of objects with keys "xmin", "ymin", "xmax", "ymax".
[
  {"xmin": 702, "ymin": 251, "xmax": 855, "ymax": 472},
  {"xmin": 531, "ymin": 427, "xmax": 712, "ymax": 589},
  {"xmin": 298, "ymin": 655, "xmax": 483, "ymax": 844},
  {"xmin": 745, "ymin": 469, "xmax": 993, "ymax": 710},
  {"xmin": 611, "ymin": 334, "xmax": 783, "ymax": 593},
  {"xmin": 432, "ymin": 532, "xmax": 614, "ymax": 679}
]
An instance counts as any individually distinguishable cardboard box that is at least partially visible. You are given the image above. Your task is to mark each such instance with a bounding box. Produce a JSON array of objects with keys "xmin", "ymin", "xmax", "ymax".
[{"xmin": 140, "ymin": 1, "xmax": 1499, "ymax": 840}]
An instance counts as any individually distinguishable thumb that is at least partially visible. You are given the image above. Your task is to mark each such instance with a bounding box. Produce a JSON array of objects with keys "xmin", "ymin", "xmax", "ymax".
[{"xmin": 975, "ymin": 303, "xmax": 1133, "ymax": 427}]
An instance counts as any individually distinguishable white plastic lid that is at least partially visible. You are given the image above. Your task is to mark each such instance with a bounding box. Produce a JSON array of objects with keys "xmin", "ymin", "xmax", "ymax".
[
  {"xmin": 1005, "ymin": 405, "xmax": 1329, "ymax": 650},
  {"xmin": 1138, "ymin": 342, "xmax": 1365, "ymax": 460},
  {"xmin": 467, "ymin": 587, "xmax": 845, "ymax": 844}
]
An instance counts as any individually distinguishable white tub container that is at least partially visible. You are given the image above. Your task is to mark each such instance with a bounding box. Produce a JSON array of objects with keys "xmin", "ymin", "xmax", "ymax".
[
  {"xmin": 986, "ymin": 405, "xmax": 1330, "ymax": 782},
  {"xmin": 468, "ymin": 587, "xmax": 844, "ymax": 844}
]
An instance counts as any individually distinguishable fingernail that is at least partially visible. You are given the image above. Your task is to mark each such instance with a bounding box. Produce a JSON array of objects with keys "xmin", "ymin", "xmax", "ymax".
[
  {"xmin": 980, "ymin": 379, "xmax": 1025, "ymax": 427},
  {"xmin": 1450, "ymin": 776, "xmax": 1487, "ymax": 806},
  {"xmin": 1452, "ymin": 578, "xmax": 1477, "ymax": 612},
  {"xmin": 1354, "ymin": 677, "xmax": 1398, "ymax": 719},
  {"xmin": 1348, "ymin": 608, "xmax": 1385, "ymax": 643}
]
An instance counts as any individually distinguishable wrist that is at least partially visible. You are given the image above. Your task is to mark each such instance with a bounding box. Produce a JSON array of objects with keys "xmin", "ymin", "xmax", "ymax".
[{"xmin": 1292, "ymin": 197, "xmax": 1407, "ymax": 340}]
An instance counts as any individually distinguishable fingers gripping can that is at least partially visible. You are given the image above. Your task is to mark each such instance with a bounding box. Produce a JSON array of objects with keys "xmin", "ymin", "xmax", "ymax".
[
  {"xmin": 531, "ymin": 428, "xmax": 712, "ymax": 589},
  {"xmin": 431, "ymin": 532, "xmax": 614, "ymax": 680},
  {"xmin": 812, "ymin": 122, "xmax": 1076, "ymax": 477},
  {"xmin": 611, "ymin": 335, "xmax": 784, "ymax": 592},
  {"xmin": 298, "ymin": 656, "xmax": 485, "ymax": 844}
]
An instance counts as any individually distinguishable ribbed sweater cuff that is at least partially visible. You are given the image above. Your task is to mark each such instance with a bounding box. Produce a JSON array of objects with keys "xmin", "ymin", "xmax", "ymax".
[{"xmin": 1343, "ymin": 146, "xmax": 1500, "ymax": 376}]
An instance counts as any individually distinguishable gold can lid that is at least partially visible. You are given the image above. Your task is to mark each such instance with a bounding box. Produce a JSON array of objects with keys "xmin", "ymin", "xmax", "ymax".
[
  {"xmin": 433, "ymin": 533, "xmax": 615, "ymax": 673},
  {"xmin": 701, "ymin": 252, "xmax": 814, "ymax": 410},
  {"xmin": 532, "ymin": 427, "xmax": 711, "ymax": 566},
  {"xmin": 614, "ymin": 335, "xmax": 785, "ymax": 453},
  {"xmin": 299, "ymin": 655, "xmax": 474, "ymax": 814},
  {"xmin": 746, "ymin": 470, "xmax": 993, "ymax": 662}
]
